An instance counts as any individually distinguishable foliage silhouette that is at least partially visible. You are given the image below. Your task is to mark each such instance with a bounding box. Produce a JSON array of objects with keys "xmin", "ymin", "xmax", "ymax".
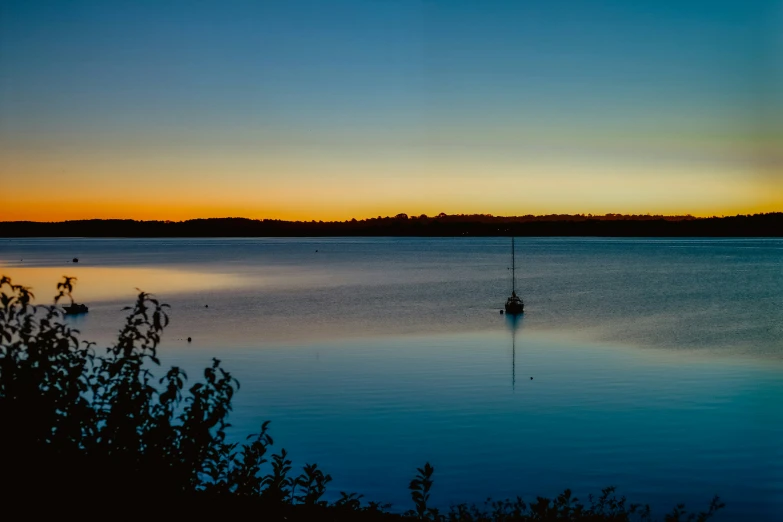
[
  {"xmin": 0, "ymin": 276, "xmax": 724, "ymax": 520},
  {"xmin": 409, "ymin": 462, "xmax": 438, "ymax": 519}
]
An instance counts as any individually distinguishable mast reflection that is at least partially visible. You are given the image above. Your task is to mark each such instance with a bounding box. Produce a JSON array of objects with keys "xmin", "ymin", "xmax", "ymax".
[{"xmin": 504, "ymin": 312, "xmax": 525, "ymax": 391}]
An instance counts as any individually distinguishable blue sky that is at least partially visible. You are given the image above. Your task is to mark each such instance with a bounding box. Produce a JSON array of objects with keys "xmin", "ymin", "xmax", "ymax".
[{"xmin": 1, "ymin": 0, "xmax": 781, "ymax": 220}]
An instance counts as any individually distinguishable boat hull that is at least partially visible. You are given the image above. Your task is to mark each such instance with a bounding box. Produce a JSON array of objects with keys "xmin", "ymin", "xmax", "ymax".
[
  {"xmin": 505, "ymin": 297, "xmax": 524, "ymax": 315},
  {"xmin": 63, "ymin": 304, "xmax": 88, "ymax": 315}
]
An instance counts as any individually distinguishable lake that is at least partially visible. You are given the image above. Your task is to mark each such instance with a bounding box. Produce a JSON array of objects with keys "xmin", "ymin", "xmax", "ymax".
[{"xmin": 1, "ymin": 237, "xmax": 781, "ymax": 520}]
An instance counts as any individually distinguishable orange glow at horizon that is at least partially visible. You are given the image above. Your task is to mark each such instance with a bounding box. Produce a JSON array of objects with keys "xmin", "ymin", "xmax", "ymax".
[
  {"xmin": 2, "ymin": 185, "xmax": 783, "ymax": 222},
  {"xmin": 3, "ymin": 124, "xmax": 781, "ymax": 223}
]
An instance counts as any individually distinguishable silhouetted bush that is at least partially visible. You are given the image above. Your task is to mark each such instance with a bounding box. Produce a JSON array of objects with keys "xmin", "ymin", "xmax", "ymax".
[{"xmin": 0, "ymin": 276, "xmax": 723, "ymax": 520}]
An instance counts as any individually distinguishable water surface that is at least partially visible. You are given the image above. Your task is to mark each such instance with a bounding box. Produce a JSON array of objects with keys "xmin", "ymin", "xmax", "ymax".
[{"xmin": 1, "ymin": 237, "xmax": 781, "ymax": 520}]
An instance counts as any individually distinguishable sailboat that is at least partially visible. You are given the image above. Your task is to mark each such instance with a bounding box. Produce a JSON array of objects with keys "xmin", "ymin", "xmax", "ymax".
[
  {"xmin": 504, "ymin": 237, "xmax": 524, "ymax": 315},
  {"xmin": 63, "ymin": 303, "xmax": 88, "ymax": 315}
]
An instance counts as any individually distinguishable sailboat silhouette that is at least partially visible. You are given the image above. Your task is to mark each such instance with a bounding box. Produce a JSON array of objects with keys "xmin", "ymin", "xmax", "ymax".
[{"xmin": 504, "ymin": 237, "xmax": 524, "ymax": 314}]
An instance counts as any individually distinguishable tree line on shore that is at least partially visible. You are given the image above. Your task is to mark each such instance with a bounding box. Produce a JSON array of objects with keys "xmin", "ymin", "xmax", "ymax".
[{"xmin": 1, "ymin": 212, "xmax": 780, "ymax": 237}]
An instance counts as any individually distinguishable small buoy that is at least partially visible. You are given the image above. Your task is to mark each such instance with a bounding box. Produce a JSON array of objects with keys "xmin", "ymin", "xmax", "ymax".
[
  {"xmin": 205, "ymin": 304, "xmax": 208, "ymax": 308},
  {"xmin": 187, "ymin": 337, "xmax": 192, "ymax": 342},
  {"xmin": 530, "ymin": 377, "xmax": 533, "ymax": 380},
  {"xmin": 72, "ymin": 258, "xmax": 79, "ymax": 263}
]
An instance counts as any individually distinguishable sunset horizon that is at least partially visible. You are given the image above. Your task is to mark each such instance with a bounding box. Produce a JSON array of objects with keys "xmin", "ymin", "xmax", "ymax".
[
  {"xmin": 2, "ymin": 1, "xmax": 781, "ymax": 223},
  {"xmin": 2, "ymin": 2, "xmax": 783, "ymax": 518},
  {"xmin": 3, "ymin": 208, "xmax": 782, "ymax": 224}
]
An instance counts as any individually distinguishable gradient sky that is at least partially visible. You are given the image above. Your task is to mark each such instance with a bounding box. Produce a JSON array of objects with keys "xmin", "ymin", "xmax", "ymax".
[{"xmin": 1, "ymin": 0, "xmax": 781, "ymax": 221}]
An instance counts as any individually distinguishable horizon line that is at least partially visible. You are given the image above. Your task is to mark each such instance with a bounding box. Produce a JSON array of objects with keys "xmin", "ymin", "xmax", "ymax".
[{"xmin": 4, "ymin": 211, "xmax": 782, "ymax": 225}]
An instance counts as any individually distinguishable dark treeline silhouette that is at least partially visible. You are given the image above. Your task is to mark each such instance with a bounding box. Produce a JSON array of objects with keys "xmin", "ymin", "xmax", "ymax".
[
  {"xmin": 0, "ymin": 276, "xmax": 725, "ymax": 520},
  {"xmin": 1, "ymin": 212, "xmax": 781, "ymax": 237}
]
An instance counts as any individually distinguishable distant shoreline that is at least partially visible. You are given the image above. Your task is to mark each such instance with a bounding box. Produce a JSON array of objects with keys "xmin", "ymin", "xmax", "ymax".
[{"xmin": 1, "ymin": 213, "xmax": 781, "ymax": 237}]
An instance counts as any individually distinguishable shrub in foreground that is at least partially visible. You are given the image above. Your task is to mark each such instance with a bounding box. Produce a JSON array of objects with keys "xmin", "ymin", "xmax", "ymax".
[{"xmin": 0, "ymin": 276, "xmax": 723, "ymax": 521}]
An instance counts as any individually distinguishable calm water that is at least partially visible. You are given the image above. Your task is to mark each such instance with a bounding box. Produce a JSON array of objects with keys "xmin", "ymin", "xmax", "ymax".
[{"xmin": 1, "ymin": 237, "xmax": 782, "ymax": 520}]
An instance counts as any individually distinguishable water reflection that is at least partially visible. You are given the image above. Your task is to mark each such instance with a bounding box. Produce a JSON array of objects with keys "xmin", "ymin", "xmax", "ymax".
[
  {"xmin": 3, "ymin": 237, "xmax": 781, "ymax": 355},
  {"xmin": 0, "ymin": 265, "xmax": 337, "ymax": 304},
  {"xmin": 62, "ymin": 311, "xmax": 89, "ymax": 328},
  {"xmin": 0, "ymin": 266, "xmax": 246, "ymax": 303},
  {"xmin": 505, "ymin": 313, "xmax": 525, "ymax": 391},
  {"xmin": 2, "ymin": 237, "xmax": 783, "ymax": 520}
]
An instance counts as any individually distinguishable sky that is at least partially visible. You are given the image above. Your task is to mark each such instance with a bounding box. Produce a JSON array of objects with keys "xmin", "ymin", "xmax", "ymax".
[{"xmin": 1, "ymin": 0, "xmax": 781, "ymax": 221}]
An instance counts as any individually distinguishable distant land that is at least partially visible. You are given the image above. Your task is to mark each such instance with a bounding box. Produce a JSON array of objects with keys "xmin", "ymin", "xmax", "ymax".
[{"xmin": 1, "ymin": 213, "xmax": 781, "ymax": 237}]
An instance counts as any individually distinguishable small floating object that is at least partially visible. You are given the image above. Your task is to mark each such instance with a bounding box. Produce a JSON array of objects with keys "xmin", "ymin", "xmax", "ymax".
[
  {"xmin": 63, "ymin": 303, "xmax": 88, "ymax": 315},
  {"xmin": 72, "ymin": 258, "xmax": 79, "ymax": 263},
  {"xmin": 530, "ymin": 377, "xmax": 533, "ymax": 380},
  {"xmin": 187, "ymin": 337, "xmax": 192, "ymax": 342},
  {"xmin": 499, "ymin": 310, "xmax": 504, "ymax": 314},
  {"xmin": 315, "ymin": 249, "xmax": 318, "ymax": 252},
  {"xmin": 205, "ymin": 304, "xmax": 208, "ymax": 308}
]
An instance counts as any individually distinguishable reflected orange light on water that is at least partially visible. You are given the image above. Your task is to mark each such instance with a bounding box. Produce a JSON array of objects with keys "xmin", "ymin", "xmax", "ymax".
[
  {"xmin": 0, "ymin": 263, "xmax": 343, "ymax": 304},
  {"xmin": 0, "ymin": 267, "xmax": 246, "ymax": 303}
]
